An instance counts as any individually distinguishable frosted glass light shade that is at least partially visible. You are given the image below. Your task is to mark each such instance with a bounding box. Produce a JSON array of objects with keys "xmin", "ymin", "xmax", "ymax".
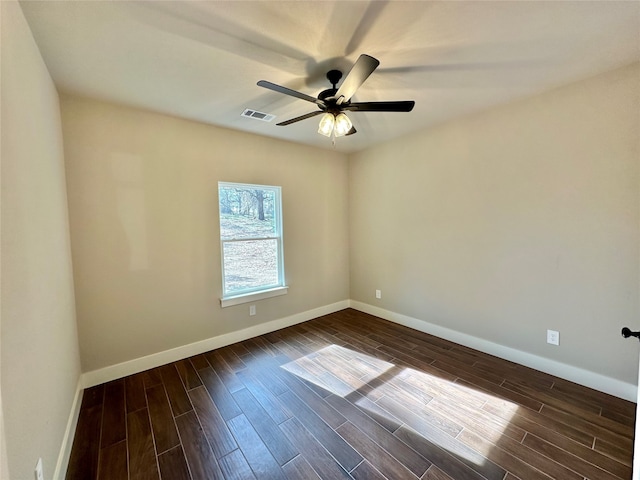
[
  {"xmin": 334, "ymin": 113, "xmax": 352, "ymax": 137},
  {"xmin": 318, "ymin": 113, "xmax": 335, "ymax": 137}
]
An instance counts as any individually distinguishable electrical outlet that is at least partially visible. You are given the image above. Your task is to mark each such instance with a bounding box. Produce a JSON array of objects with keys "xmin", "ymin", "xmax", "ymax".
[
  {"xmin": 249, "ymin": 305, "xmax": 256, "ymax": 316},
  {"xmin": 375, "ymin": 289, "xmax": 382, "ymax": 299},
  {"xmin": 35, "ymin": 458, "xmax": 43, "ymax": 480},
  {"xmin": 547, "ymin": 329, "xmax": 560, "ymax": 346}
]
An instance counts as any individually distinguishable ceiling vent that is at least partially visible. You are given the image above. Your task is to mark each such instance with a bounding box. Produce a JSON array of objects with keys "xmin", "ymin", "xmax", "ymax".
[{"xmin": 241, "ymin": 109, "xmax": 275, "ymax": 122}]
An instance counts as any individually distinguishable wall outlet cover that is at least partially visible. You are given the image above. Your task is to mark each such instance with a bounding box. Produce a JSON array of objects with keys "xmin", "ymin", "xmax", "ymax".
[{"xmin": 547, "ymin": 329, "xmax": 560, "ymax": 346}]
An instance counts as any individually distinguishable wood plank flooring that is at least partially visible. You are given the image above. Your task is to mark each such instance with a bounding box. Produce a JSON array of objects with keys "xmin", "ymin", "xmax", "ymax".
[{"xmin": 66, "ymin": 308, "xmax": 635, "ymax": 480}]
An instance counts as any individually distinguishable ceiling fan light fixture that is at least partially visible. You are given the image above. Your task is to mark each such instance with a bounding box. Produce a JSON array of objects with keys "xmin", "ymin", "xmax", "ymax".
[
  {"xmin": 318, "ymin": 112, "xmax": 335, "ymax": 137},
  {"xmin": 334, "ymin": 113, "xmax": 352, "ymax": 137}
]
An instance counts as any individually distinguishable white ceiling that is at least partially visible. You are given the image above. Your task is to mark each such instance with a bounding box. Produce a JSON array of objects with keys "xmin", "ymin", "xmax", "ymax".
[{"xmin": 20, "ymin": 0, "xmax": 640, "ymax": 154}]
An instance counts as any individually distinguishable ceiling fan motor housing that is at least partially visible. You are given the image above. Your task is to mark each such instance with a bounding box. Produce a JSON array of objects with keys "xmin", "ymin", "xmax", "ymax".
[{"xmin": 318, "ymin": 88, "xmax": 338, "ymax": 104}]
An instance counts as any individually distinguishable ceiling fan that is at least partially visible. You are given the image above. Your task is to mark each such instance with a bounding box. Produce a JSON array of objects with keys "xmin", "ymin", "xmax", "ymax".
[{"xmin": 257, "ymin": 54, "xmax": 415, "ymax": 138}]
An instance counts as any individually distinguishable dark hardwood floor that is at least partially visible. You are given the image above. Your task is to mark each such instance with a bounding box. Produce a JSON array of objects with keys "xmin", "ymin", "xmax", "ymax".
[{"xmin": 66, "ymin": 308, "xmax": 635, "ymax": 480}]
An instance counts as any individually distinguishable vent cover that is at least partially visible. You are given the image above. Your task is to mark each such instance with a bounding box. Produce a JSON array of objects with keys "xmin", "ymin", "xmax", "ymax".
[{"xmin": 241, "ymin": 109, "xmax": 275, "ymax": 122}]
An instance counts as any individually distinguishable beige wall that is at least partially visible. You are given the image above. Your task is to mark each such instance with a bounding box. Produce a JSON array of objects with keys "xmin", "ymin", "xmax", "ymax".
[
  {"xmin": 60, "ymin": 97, "xmax": 350, "ymax": 373},
  {"xmin": 1, "ymin": 2, "xmax": 82, "ymax": 479},
  {"xmin": 350, "ymin": 63, "xmax": 640, "ymax": 384}
]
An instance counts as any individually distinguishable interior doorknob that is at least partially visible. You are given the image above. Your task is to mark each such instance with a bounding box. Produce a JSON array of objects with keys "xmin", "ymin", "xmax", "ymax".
[{"xmin": 621, "ymin": 327, "xmax": 640, "ymax": 340}]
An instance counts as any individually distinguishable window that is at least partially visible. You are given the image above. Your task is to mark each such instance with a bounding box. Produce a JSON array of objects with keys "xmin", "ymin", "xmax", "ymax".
[{"xmin": 218, "ymin": 182, "xmax": 286, "ymax": 306}]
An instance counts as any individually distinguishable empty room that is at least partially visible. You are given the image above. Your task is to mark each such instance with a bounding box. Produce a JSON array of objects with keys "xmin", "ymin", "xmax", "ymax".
[{"xmin": 2, "ymin": 1, "xmax": 640, "ymax": 479}]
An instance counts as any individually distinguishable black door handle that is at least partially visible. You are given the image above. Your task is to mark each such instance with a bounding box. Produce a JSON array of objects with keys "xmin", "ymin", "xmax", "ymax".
[{"xmin": 621, "ymin": 327, "xmax": 640, "ymax": 340}]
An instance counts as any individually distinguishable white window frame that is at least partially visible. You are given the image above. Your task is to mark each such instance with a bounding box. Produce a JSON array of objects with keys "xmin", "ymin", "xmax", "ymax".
[{"xmin": 218, "ymin": 182, "xmax": 287, "ymax": 307}]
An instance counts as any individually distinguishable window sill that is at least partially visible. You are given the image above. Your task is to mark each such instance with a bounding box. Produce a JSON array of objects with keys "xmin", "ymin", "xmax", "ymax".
[{"xmin": 220, "ymin": 286, "xmax": 288, "ymax": 308}]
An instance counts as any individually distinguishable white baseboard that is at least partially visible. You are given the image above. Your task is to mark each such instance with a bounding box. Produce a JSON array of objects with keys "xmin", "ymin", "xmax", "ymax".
[
  {"xmin": 53, "ymin": 378, "xmax": 83, "ymax": 480},
  {"xmin": 81, "ymin": 300, "xmax": 349, "ymax": 388},
  {"xmin": 350, "ymin": 301, "xmax": 637, "ymax": 402}
]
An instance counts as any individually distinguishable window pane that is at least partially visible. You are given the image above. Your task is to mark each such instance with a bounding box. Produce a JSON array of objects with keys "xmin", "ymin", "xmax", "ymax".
[
  {"xmin": 219, "ymin": 187, "xmax": 277, "ymax": 239},
  {"xmin": 223, "ymin": 239, "xmax": 279, "ymax": 294}
]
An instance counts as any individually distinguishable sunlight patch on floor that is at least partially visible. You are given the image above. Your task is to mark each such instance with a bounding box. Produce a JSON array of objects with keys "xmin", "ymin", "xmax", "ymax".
[{"xmin": 282, "ymin": 343, "xmax": 519, "ymax": 468}]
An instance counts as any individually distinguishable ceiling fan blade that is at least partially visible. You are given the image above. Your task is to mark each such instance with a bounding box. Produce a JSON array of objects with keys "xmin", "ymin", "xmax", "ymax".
[
  {"xmin": 334, "ymin": 54, "xmax": 380, "ymax": 104},
  {"xmin": 346, "ymin": 126, "xmax": 357, "ymax": 136},
  {"xmin": 276, "ymin": 110, "xmax": 324, "ymax": 126},
  {"xmin": 257, "ymin": 80, "xmax": 324, "ymax": 106},
  {"xmin": 345, "ymin": 101, "xmax": 415, "ymax": 112}
]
